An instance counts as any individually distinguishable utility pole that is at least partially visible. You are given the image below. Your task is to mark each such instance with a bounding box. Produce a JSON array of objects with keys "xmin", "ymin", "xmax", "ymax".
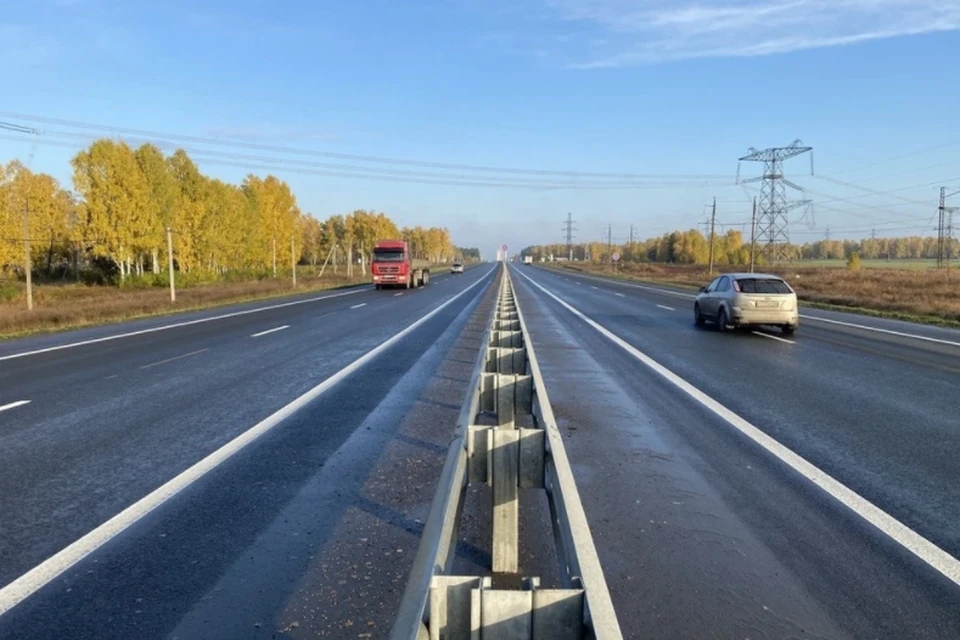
[
  {"xmin": 607, "ymin": 224, "xmax": 613, "ymax": 264},
  {"xmin": 23, "ymin": 195, "xmax": 33, "ymax": 311},
  {"xmin": 166, "ymin": 227, "xmax": 176, "ymax": 302},
  {"xmin": 708, "ymin": 197, "xmax": 717, "ymax": 275},
  {"xmin": 749, "ymin": 197, "xmax": 757, "ymax": 273},
  {"xmin": 825, "ymin": 225, "xmax": 831, "ymax": 242},
  {"xmin": 291, "ymin": 235, "xmax": 297, "ymax": 287}
]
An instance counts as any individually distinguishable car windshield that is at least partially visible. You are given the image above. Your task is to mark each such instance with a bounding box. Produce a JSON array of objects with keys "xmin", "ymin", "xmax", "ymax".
[
  {"xmin": 373, "ymin": 249, "xmax": 405, "ymax": 262},
  {"xmin": 735, "ymin": 278, "xmax": 792, "ymax": 294}
]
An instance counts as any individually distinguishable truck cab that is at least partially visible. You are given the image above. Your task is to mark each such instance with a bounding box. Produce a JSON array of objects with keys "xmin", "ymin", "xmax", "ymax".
[{"xmin": 372, "ymin": 240, "xmax": 430, "ymax": 289}]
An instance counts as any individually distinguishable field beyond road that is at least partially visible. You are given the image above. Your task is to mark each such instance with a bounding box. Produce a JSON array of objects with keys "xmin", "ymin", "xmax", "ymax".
[
  {"xmin": 549, "ymin": 261, "xmax": 960, "ymax": 326},
  {"xmin": 0, "ymin": 272, "xmax": 368, "ymax": 339}
]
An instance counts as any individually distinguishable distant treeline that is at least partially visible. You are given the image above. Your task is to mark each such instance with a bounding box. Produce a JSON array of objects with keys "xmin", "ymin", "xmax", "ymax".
[
  {"xmin": 1, "ymin": 140, "xmax": 463, "ymax": 285},
  {"xmin": 523, "ymin": 228, "xmax": 957, "ymax": 265}
]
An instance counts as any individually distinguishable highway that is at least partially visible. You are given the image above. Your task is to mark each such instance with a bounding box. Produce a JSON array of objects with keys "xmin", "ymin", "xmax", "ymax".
[
  {"xmin": 0, "ymin": 265, "xmax": 498, "ymax": 639},
  {"xmin": 3, "ymin": 259, "xmax": 960, "ymax": 638},
  {"xmin": 508, "ymin": 264, "xmax": 960, "ymax": 638}
]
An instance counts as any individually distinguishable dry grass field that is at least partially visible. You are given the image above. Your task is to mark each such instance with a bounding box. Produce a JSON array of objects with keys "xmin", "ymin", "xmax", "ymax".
[
  {"xmin": 0, "ymin": 273, "xmax": 367, "ymax": 339},
  {"xmin": 554, "ymin": 262, "xmax": 960, "ymax": 325}
]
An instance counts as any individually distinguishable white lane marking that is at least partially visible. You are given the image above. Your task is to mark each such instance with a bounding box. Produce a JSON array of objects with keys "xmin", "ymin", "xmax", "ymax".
[
  {"xmin": 751, "ymin": 330, "xmax": 796, "ymax": 345},
  {"xmin": 139, "ymin": 348, "xmax": 209, "ymax": 370},
  {"xmin": 656, "ymin": 304, "xmax": 676, "ymax": 311},
  {"xmin": 394, "ymin": 293, "xmax": 404, "ymax": 297},
  {"xmin": 512, "ymin": 267, "xmax": 960, "ymax": 587},
  {"xmin": 0, "ymin": 400, "xmax": 30, "ymax": 413},
  {"xmin": 590, "ymin": 286, "xmax": 599, "ymax": 290},
  {"xmin": 350, "ymin": 303, "xmax": 367, "ymax": 309},
  {"xmin": 800, "ymin": 315, "xmax": 960, "ymax": 348},
  {"xmin": 0, "ymin": 288, "xmax": 368, "ymax": 363},
  {"xmin": 614, "ymin": 293, "xmax": 626, "ymax": 298},
  {"xmin": 251, "ymin": 325, "xmax": 289, "ymax": 338},
  {"xmin": 0, "ymin": 265, "xmax": 496, "ymax": 618}
]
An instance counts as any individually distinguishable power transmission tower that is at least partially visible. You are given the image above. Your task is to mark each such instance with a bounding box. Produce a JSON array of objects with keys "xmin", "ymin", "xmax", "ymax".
[
  {"xmin": 563, "ymin": 213, "xmax": 577, "ymax": 261},
  {"xmin": 937, "ymin": 187, "xmax": 960, "ymax": 269},
  {"xmin": 825, "ymin": 225, "xmax": 831, "ymax": 242},
  {"xmin": 737, "ymin": 140, "xmax": 814, "ymax": 263}
]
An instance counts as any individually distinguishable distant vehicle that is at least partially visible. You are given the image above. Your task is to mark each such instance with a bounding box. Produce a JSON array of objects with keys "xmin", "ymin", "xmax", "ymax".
[
  {"xmin": 451, "ymin": 261, "xmax": 464, "ymax": 274},
  {"xmin": 694, "ymin": 273, "xmax": 798, "ymax": 334},
  {"xmin": 523, "ymin": 256, "xmax": 534, "ymax": 265},
  {"xmin": 371, "ymin": 240, "xmax": 430, "ymax": 289}
]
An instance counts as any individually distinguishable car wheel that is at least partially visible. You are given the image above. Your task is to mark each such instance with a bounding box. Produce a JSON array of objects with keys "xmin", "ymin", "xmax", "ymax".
[
  {"xmin": 694, "ymin": 304, "xmax": 705, "ymax": 327},
  {"xmin": 718, "ymin": 308, "xmax": 730, "ymax": 333},
  {"xmin": 782, "ymin": 324, "xmax": 796, "ymax": 335}
]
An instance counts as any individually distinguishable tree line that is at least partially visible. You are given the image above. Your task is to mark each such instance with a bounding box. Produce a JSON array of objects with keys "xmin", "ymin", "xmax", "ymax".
[
  {"xmin": 1, "ymin": 140, "xmax": 464, "ymax": 285},
  {"xmin": 523, "ymin": 228, "xmax": 958, "ymax": 266}
]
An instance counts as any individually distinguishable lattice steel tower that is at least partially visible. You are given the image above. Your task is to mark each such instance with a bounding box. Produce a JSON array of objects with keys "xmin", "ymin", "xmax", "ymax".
[{"xmin": 737, "ymin": 140, "xmax": 813, "ymax": 263}]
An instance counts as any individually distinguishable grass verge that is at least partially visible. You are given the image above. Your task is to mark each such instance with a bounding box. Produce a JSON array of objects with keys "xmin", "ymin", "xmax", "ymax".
[
  {"xmin": 544, "ymin": 263, "xmax": 960, "ymax": 329},
  {"xmin": 0, "ymin": 274, "xmax": 369, "ymax": 341}
]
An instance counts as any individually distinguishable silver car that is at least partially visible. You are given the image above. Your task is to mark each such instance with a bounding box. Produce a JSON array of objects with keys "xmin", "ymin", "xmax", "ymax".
[
  {"xmin": 450, "ymin": 262, "xmax": 464, "ymax": 274},
  {"xmin": 694, "ymin": 273, "xmax": 799, "ymax": 334}
]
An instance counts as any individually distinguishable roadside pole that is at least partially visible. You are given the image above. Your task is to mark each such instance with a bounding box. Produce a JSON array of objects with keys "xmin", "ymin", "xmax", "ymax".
[
  {"xmin": 23, "ymin": 195, "xmax": 33, "ymax": 311},
  {"xmin": 708, "ymin": 197, "xmax": 717, "ymax": 276},
  {"xmin": 291, "ymin": 235, "xmax": 297, "ymax": 287},
  {"xmin": 166, "ymin": 227, "xmax": 176, "ymax": 302}
]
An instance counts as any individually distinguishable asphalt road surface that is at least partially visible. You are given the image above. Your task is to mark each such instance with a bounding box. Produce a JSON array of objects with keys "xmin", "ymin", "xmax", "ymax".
[
  {"xmin": 508, "ymin": 263, "xmax": 960, "ymax": 639},
  {"xmin": 4, "ymin": 259, "xmax": 960, "ymax": 639},
  {"xmin": 0, "ymin": 264, "xmax": 497, "ymax": 639}
]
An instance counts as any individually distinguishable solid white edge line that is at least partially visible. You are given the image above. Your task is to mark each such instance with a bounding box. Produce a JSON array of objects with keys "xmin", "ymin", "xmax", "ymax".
[
  {"xmin": 551, "ymin": 269, "xmax": 960, "ymax": 349},
  {"xmin": 751, "ymin": 330, "xmax": 795, "ymax": 344},
  {"xmin": 800, "ymin": 315, "xmax": 960, "ymax": 348},
  {"xmin": 511, "ymin": 266, "xmax": 960, "ymax": 587},
  {"xmin": 350, "ymin": 303, "xmax": 367, "ymax": 309},
  {"xmin": 0, "ymin": 288, "xmax": 369, "ymax": 363},
  {"xmin": 0, "ymin": 400, "xmax": 31, "ymax": 413},
  {"xmin": 656, "ymin": 304, "xmax": 676, "ymax": 311},
  {"xmin": 0, "ymin": 266, "xmax": 496, "ymax": 617},
  {"xmin": 250, "ymin": 325, "xmax": 290, "ymax": 338}
]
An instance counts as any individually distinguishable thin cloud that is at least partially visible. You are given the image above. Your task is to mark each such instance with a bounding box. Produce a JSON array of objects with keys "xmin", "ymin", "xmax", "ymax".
[{"xmin": 518, "ymin": 0, "xmax": 960, "ymax": 66}]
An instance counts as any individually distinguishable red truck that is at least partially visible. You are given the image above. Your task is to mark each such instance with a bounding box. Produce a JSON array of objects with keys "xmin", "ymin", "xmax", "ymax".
[{"xmin": 371, "ymin": 240, "xmax": 430, "ymax": 289}]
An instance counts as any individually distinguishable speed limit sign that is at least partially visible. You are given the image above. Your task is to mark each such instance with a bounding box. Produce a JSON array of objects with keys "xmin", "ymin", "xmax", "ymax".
[{"xmin": 612, "ymin": 252, "xmax": 621, "ymax": 262}]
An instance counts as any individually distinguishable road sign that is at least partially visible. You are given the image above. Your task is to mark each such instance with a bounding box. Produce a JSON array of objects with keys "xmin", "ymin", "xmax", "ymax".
[{"xmin": 612, "ymin": 252, "xmax": 621, "ymax": 262}]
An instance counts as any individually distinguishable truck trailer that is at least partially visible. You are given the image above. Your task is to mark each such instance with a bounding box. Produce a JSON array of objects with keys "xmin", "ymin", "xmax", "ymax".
[{"xmin": 371, "ymin": 240, "xmax": 430, "ymax": 289}]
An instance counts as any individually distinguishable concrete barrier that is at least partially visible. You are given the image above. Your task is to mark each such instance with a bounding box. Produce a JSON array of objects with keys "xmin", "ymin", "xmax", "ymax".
[{"xmin": 391, "ymin": 266, "xmax": 622, "ymax": 640}]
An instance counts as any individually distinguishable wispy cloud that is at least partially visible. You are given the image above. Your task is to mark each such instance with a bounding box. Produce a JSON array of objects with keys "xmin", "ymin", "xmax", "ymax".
[{"xmin": 497, "ymin": 0, "xmax": 960, "ymax": 66}]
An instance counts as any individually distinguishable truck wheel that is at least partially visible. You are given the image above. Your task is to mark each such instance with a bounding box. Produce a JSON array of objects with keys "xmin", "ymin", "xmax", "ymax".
[
  {"xmin": 424, "ymin": 271, "xmax": 429, "ymax": 286},
  {"xmin": 375, "ymin": 284, "xmax": 381, "ymax": 290}
]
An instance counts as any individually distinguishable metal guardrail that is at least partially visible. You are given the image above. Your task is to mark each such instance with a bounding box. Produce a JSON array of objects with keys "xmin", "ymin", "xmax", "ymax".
[{"xmin": 392, "ymin": 265, "xmax": 622, "ymax": 640}]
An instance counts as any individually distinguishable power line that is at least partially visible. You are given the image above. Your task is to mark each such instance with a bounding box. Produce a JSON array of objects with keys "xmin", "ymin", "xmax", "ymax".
[{"xmin": 0, "ymin": 111, "xmax": 735, "ymax": 181}]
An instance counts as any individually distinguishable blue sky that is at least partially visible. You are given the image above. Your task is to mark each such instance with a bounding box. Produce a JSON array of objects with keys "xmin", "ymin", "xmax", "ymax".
[{"xmin": 3, "ymin": 0, "xmax": 960, "ymax": 258}]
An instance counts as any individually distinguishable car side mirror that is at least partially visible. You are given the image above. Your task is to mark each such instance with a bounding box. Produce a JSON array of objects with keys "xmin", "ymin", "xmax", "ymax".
[{"xmin": 698, "ymin": 286, "xmax": 706, "ymax": 293}]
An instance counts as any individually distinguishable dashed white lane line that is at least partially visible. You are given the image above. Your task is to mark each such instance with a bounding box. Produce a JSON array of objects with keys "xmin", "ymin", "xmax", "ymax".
[
  {"xmin": 512, "ymin": 266, "xmax": 960, "ymax": 588},
  {"xmin": 656, "ymin": 304, "xmax": 676, "ymax": 311},
  {"xmin": 394, "ymin": 293, "xmax": 404, "ymax": 297},
  {"xmin": 590, "ymin": 286, "xmax": 599, "ymax": 290},
  {"xmin": 140, "ymin": 349, "xmax": 209, "ymax": 370},
  {"xmin": 751, "ymin": 330, "xmax": 796, "ymax": 344},
  {"xmin": 350, "ymin": 303, "xmax": 367, "ymax": 309},
  {"xmin": 0, "ymin": 400, "xmax": 30, "ymax": 413},
  {"xmin": 614, "ymin": 293, "xmax": 626, "ymax": 298},
  {"xmin": 0, "ymin": 288, "xmax": 367, "ymax": 363},
  {"xmin": 251, "ymin": 325, "xmax": 289, "ymax": 338},
  {"xmin": 0, "ymin": 265, "xmax": 497, "ymax": 619}
]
